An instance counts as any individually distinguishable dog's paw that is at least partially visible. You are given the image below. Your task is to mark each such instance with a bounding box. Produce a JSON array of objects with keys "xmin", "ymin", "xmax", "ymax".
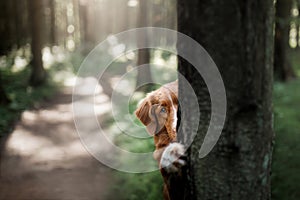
[{"xmin": 160, "ymin": 143, "xmax": 186, "ymax": 173}]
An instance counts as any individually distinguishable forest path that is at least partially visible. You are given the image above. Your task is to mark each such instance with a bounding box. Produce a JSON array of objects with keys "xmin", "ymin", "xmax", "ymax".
[{"xmin": 0, "ymin": 81, "xmax": 115, "ymax": 200}]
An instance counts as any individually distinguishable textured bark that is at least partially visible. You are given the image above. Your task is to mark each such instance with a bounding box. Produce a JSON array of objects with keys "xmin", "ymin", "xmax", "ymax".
[
  {"xmin": 28, "ymin": 0, "xmax": 46, "ymax": 86},
  {"xmin": 274, "ymin": 0, "xmax": 296, "ymax": 81},
  {"xmin": 177, "ymin": 1, "xmax": 275, "ymax": 200},
  {"xmin": 136, "ymin": 0, "xmax": 153, "ymax": 92}
]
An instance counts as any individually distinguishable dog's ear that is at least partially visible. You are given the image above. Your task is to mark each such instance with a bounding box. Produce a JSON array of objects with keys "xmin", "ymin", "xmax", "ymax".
[
  {"xmin": 135, "ymin": 99, "xmax": 151, "ymax": 126},
  {"xmin": 146, "ymin": 105, "xmax": 160, "ymax": 136},
  {"xmin": 135, "ymin": 100, "xmax": 165, "ymax": 136}
]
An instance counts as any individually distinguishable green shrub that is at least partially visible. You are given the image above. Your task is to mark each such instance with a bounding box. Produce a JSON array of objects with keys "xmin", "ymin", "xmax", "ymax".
[
  {"xmin": 0, "ymin": 62, "xmax": 57, "ymax": 136},
  {"xmin": 108, "ymin": 171, "xmax": 163, "ymax": 200},
  {"xmin": 272, "ymin": 80, "xmax": 300, "ymax": 200}
]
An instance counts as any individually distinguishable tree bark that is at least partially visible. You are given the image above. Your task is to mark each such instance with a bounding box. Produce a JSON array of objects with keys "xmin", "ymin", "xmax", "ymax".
[
  {"xmin": 0, "ymin": 1, "xmax": 15, "ymax": 54},
  {"xmin": 79, "ymin": 2, "xmax": 88, "ymax": 44},
  {"xmin": 176, "ymin": 1, "xmax": 275, "ymax": 199},
  {"xmin": 296, "ymin": 0, "xmax": 300, "ymax": 48},
  {"xmin": 13, "ymin": 0, "xmax": 22, "ymax": 48},
  {"xmin": 28, "ymin": 0, "xmax": 46, "ymax": 86},
  {"xmin": 79, "ymin": 1, "xmax": 96, "ymax": 53},
  {"xmin": 274, "ymin": 0, "xmax": 296, "ymax": 81},
  {"xmin": 0, "ymin": 72, "xmax": 10, "ymax": 105},
  {"xmin": 136, "ymin": 0, "xmax": 153, "ymax": 92},
  {"xmin": 49, "ymin": 0, "xmax": 57, "ymax": 46}
]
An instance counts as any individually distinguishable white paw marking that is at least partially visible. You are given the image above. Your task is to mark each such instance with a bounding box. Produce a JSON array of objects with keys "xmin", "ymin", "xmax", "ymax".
[{"xmin": 160, "ymin": 143, "xmax": 185, "ymax": 173}]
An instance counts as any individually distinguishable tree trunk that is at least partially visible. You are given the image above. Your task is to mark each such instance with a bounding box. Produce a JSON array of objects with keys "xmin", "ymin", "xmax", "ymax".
[
  {"xmin": 296, "ymin": 0, "xmax": 300, "ymax": 48},
  {"xmin": 79, "ymin": 2, "xmax": 88, "ymax": 44},
  {"xmin": 136, "ymin": 0, "xmax": 153, "ymax": 92},
  {"xmin": 0, "ymin": 1, "xmax": 15, "ymax": 54},
  {"xmin": 14, "ymin": 0, "xmax": 22, "ymax": 48},
  {"xmin": 72, "ymin": 0, "xmax": 81, "ymax": 46},
  {"xmin": 28, "ymin": 0, "xmax": 46, "ymax": 86},
  {"xmin": 0, "ymin": 72, "xmax": 10, "ymax": 105},
  {"xmin": 79, "ymin": 1, "xmax": 95, "ymax": 53},
  {"xmin": 49, "ymin": 0, "xmax": 56, "ymax": 46},
  {"xmin": 274, "ymin": 0, "xmax": 296, "ymax": 81},
  {"xmin": 176, "ymin": 1, "xmax": 275, "ymax": 199}
]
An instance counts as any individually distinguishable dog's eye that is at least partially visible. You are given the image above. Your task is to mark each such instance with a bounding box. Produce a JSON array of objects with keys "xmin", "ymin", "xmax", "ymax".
[{"xmin": 160, "ymin": 107, "xmax": 167, "ymax": 113}]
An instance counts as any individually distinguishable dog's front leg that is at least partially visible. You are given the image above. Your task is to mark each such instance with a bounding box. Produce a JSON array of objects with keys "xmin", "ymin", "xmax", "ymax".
[
  {"xmin": 158, "ymin": 143, "xmax": 186, "ymax": 200},
  {"xmin": 160, "ymin": 143, "xmax": 185, "ymax": 172}
]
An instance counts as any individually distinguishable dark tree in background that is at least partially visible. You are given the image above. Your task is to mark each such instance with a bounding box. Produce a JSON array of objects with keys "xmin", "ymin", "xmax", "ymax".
[
  {"xmin": 28, "ymin": 0, "xmax": 46, "ymax": 86},
  {"xmin": 0, "ymin": 72, "xmax": 10, "ymax": 105},
  {"xmin": 177, "ymin": 0, "xmax": 275, "ymax": 199},
  {"xmin": 0, "ymin": 1, "xmax": 27, "ymax": 55},
  {"xmin": 274, "ymin": 0, "xmax": 297, "ymax": 81}
]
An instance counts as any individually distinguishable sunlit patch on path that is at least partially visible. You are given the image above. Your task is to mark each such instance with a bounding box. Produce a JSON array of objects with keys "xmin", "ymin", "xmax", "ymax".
[{"xmin": 0, "ymin": 79, "xmax": 114, "ymax": 200}]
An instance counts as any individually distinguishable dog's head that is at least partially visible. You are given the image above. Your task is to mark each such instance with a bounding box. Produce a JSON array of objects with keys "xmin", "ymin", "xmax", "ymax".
[{"xmin": 135, "ymin": 81, "xmax": 178, "ymax": 140}]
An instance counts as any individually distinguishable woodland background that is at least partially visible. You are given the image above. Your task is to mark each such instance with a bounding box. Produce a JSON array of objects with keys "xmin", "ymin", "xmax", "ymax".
[{"xmin": 0, "ymin": 0, "xmax": 299, "ymax": 200}]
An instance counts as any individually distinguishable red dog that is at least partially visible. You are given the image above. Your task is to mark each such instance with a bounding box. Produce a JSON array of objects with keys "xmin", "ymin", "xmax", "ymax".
[{"xmin": 135, "ymin": 80, "xmax": 185, "ymax": 200}]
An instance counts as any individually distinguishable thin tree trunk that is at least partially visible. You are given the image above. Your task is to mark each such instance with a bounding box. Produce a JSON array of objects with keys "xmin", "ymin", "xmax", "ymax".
[
  {"xmin": 21, "ymin": 0, "xmax": 30, "ymax": 46},
  {"xmin": 28, "ymin": 0, "xmax": 46, "ymax": 86},
  {"xmin": 0, "ymin": 72, "xmax": 10, "ymax": 105},
  {"xmin": 72, "ymin": 0, "xmax": 81, "ymax": 46},
  {"xmin": 176, "ymin": 1, "xmax": 275, "ymax": 199},
  {"xmin": 297, "ymin": 0, "xmax": 300, "ymax": 48},
  {"xmin": 0, "ymin": 1, "xmax": 15, "ymax": 54},
  {"xmin": 79, "ymin": 1, "xmax": 93, "ymax": 53},
  {"xmin": 136, "ymin": 0, "xmax": 153, "ymax": 92},
  {"xmin": 14, "ymin": 0, "xmax": 22, "ymax": 48},
  {"xmin": 49, "ymin": 0, "xmax": 56, "ymax": 46},
  {"xmin": 274, "ymin": 0, "xmax": 296, "ymax": 81},
  {"xmin": 7, "ymin": 1, "xmax": 16, "ymax": 49}
]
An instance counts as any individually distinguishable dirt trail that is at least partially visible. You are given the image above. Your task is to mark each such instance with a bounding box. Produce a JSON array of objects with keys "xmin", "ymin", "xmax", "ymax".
[{"xmin": 0, "ymin": 84, "xmax": 115, "ymax": 200}]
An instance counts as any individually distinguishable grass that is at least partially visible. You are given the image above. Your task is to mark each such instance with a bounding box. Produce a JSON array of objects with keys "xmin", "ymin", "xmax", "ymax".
[
  {"xmin": 107, "ymin": 171, "xmax": 163, "ymax": 200},
  {"xmin": 271, "ymin": 79, "xmax": 300, "ymax": 200},
  {"xmin": 290, "ymin": 49, "xmax": 300, "ymax": 77},
  {"xmin": 105, "ymin": 93, "xmax": 163, "ymax": 200}
]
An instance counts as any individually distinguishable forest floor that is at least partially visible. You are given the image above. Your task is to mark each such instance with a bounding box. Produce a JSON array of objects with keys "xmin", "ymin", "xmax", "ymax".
[{"xmin": 0, "ymin": 82, "xmax": 115, "ymax": 200}]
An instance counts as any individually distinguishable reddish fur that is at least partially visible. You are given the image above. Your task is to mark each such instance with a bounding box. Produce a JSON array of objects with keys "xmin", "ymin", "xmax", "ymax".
[{"xmin": 135, "ymin": 80, "xmax": 179, "ymax": 200}]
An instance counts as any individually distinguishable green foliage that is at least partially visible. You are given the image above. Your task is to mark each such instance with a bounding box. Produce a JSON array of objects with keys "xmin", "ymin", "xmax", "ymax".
[
  {"xmin": 272, "ymin": 79, "xmax": 300, "ymax": 200},
  {"xmin": 107, "ymin": 50, "xmax": 177, "ymax": 199},
  {"xmin": 69, "ymin": 50, "xmax": 85, "ymax": 73},
  {"xmin": 108, "ymin": 171, "xmax": 163, "ymax": 200},
  {"xmin": 0, "ymin": 54, "xmax": 58, "ymax": 136},
  {"xmin": 290, "ymin": 50, "xmax": 300, "ymax": 77},
  {"xmin": 107, "ymin": 91, "xmax": 163, "ymax": 200},
  {"xmin": 160, "ymin": 51, "xmax": 172, "ymax": 61}
]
